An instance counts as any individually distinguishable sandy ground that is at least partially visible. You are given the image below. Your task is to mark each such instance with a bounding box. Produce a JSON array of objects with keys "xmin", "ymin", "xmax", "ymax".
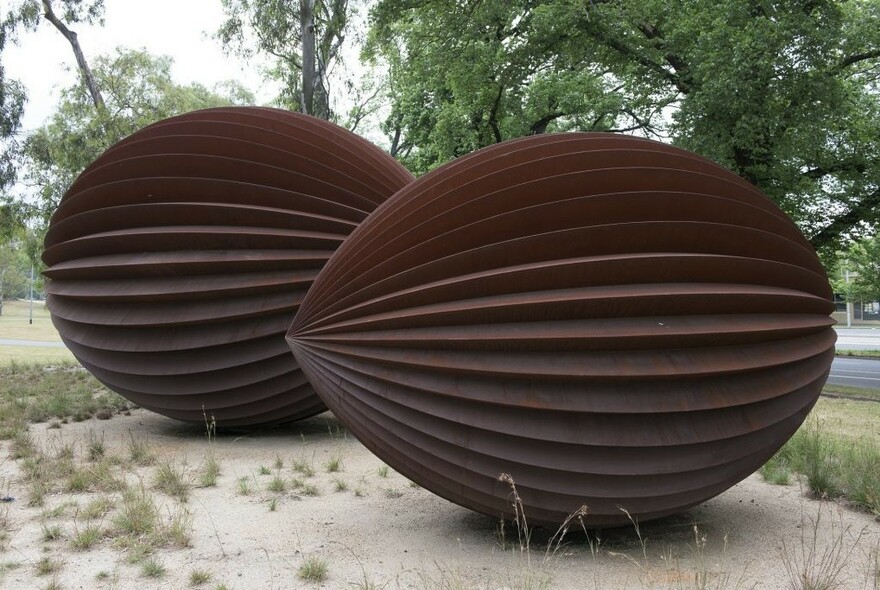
[{"xmin": 1, "ymin": 409, "xmax": 878, "ymax": 590}]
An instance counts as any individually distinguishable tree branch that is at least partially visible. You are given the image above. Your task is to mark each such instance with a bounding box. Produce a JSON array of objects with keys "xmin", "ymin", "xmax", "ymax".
[
  {"xmin": 803, "ymin": 160, "xmax": 867, "ymax": 180},
  {"xmin": 487, "ymin": 84, "xmax": 504, "ymax": 143},
  {"xmin": 809, "ymin": 186, "xmax": 880, "ymax": 251},
  {"xmin": 41, "ymin": 0, "xmax": 104, "ymax": 110},
  {"xmin": 529, "ymin": 111, "xmax": 564, "ymax": 135},
  {"xmin": 837, "ymin": 49, "xmax": 880, "ymax": 70}
]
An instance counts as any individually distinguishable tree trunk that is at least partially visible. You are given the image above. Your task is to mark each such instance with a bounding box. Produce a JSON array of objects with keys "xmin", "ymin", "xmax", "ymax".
[
  {"xmin": 300, "ymin": 0, "xmax": 317, "ymax": 116},
  {"xmin": 41, "ymin": 0, "xmax": 105, "ymax": 110}
]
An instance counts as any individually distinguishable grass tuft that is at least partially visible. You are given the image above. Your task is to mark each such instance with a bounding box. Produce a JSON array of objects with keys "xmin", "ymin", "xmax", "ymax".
[
  {"xmin": 298, "ymin": 556, "xmax": 328, "ymax": 582},
  {"xmin": 113, "ymin": 486, "xmax": 159, "ymax": 537},
  {"xmin": 141, "ymin": 557, "xmax": 165, "ymax": 578},
  {"xmin": 293, "ymin": 457, "xmax": 316, "ymax": 477},
  {"xmin": 70, "ymin": 523, "xmax": 103, "ymax": 550},
  {"xmin": 127, "ymin": 432, "xmax": 155, "ymax": 466},
  {"xmin": 153, "ymin": 461, "xmax": 190, "ymax": 501},
  {"xmin": 267, "ymin": 474, "xmax": 286, "ymax": 493},
  {"xmin": 35, "ymin": 556, "xmax": 62, "ymax": 576},
  {"xmin": 324, "ymin": 455, "xmax": 342, "ymax": 473},
  {"xmin": 41, "ymin": 524, "xmax": 63, "ymax": 542},
  {"xmin": 189, "ymin": 569, "xmax": 212, "ymax": 586},
  {"xmin": 198, "ymin": 454, "xmax": 221, "ymax": 487},
  {"xmin": 762, "ymin": 419, "xmax": 880, "ymax": 515}
]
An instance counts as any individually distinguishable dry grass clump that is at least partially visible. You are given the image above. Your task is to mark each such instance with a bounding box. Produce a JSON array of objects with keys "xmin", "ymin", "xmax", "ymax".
[
  {"xmin": 779, "ymin": 504, "xmax": 866, "ymax": 590},
  {"xmin": 761, "ymin": 419, "xmax": 880, "ymax": 516},
  {"xmin": 153, "ymin": 460, "xmax": 190, "ymax": 501}
]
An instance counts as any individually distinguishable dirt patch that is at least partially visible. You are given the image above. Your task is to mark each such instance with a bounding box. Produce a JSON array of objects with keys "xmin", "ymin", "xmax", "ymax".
[{"xmin": 2, "ymin": 409, "xmax": 878, "ymax": 589}]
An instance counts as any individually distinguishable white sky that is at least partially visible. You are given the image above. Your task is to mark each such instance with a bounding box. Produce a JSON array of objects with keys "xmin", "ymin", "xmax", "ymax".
[{"xmin": 3, "ymin": 0, "xmax": 277, "ymax": 132}]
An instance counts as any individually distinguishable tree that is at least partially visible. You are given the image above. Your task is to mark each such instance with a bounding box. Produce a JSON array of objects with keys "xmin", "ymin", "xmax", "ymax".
[
  {"xmin": 368, "ymin": 0, "xmax": 880, "ymax": 254},
  {"xmin": 1, "ymin": 0, "xmax": 105, "ymax": 192},
  {"xmin": 0, "ymin": 227, "xmax": 36, "ymax": 314},
  {"xmin": 218, "ymin": 0, "xmax": 353, "ymax": 120},
  {"xmin": 8, "ymin": 48, "xmax": 256, "ymax": 232},
  {"xmin": 367, "ymin": 0, "xmax": 664, "ymax": 173},
  {"xmin": 836, "ymin": 236, "xmax": 880, "ymax": 302}
]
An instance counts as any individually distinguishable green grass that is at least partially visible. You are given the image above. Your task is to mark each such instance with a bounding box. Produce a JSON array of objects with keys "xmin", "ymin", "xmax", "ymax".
[
  {"xmin": 293, "ymin": 457, "xmax": 316, "ymax": 477},
  {"xmin": 153, "ymin": 461, "xmax": 190, "ymax": 501},
  {"xmin": 198, "ymin": 454, "xmax": 221, "ymax": 487},
  {"xmin": 0, "ymin": 362, "xmax": 129, "ymax": 439},
  {"xmin": 835, "ymin": 349, "xmax": 880, "ymax": 358},
  {"xmin": 761, "ymin": 416, "xmax": 880, "ymax": 516},
  {"xmin": 70, "ymin": 523, "xmax": 103, "ymax": 550},
  {"xmin": 812, "ymin": 396, "xmax": 880, "ymax": 446},
  {"xmin": 190, "ymin": 569, "xmax": 212, "ymax": 586},
  {"xmin": 298, "ymin": 556, "xmax": 328, "ymax": 582},
  {"xmin": 141, "ymin": 557, "xmax": 165, "ymax": 578},
  {"xmin": 80, "ymin": 496, "xmax": 115, "ymax": 520},
  {"xmin": 0, "ymin": 345, "xmax": 75, "ymax": 364},
  {"xmin": 0, "ymin": 301, "xmax": 74, "ymax": 364},
  {"xmin": 35, "ymin": 556, "xmax": 62, "ymax": 576},
  {"xmin": 267, "ymin": 474, "xmax": 286, "ymax": 493},
  {"xmin": 127, "ymin": 432, "xmax": 156, "ymax": 466},
  {"xmin": 41, "ymin": 524, "xmax": 63, "ymax": 542},
  {"xmin": 822, "ymin": 383, "xmax": 880, "ymax": 402},
  {"xmin": 113, "ymin": 487, "xmax": 159, "ymax": 537},
  {"xmin": 324, "ymin": 455, "xmax": 342, "ymax": 473},
  {"xmin": 236, "ymin": 476, "xmax": 252, "ymax": 496},
  {"xmin": 0, "ymin": 300, "xmax": 62, "ymax": 340}
]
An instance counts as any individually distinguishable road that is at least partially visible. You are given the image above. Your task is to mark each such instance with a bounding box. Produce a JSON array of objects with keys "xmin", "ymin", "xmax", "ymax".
[
  {"xmin": 827, "ymin": 357, "xmax": 880, "ymax": 389},
  {"xmin": 2, "ymin": 337, "xmax": 879, "ymax": 389},
  {"xmin": 835, "ymin": 327, "xmax": 880, "ymax": 351}
]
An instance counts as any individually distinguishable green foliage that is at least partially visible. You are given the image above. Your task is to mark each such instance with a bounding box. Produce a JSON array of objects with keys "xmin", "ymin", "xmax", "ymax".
[
  {"xmin": 1, "ymin": 1, "xmax": 106, "ymax": 190},
  {"xmin": 367, "ymin": 0, "xmax": 655, "ymax": 173},
  {"xmin": 218, "ymin": 0, "xmax": 352, "ymax": 119},
  {"xmin": 0, "ymin": 236, "xmax": 31, "ymax": 302},
  {"xmin": 368, "ymin": 0, "xmax": 880, "ymax": 251},
  {"xmin": 838, "ymin": 236, "xmax": 880, "ymax": 301},
  {"xmin": 6, "ymin": 48, "xmax": 254, "ymax": 231}
]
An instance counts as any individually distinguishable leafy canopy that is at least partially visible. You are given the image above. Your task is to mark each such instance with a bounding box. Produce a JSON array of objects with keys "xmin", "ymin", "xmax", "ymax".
[
  {"xmin": 367, "ymin": 0, "xmax": 880, "ymax": 254},
  {"xmin": 6, "ymin": 48, "xmax": 255, "ymax": 234}
]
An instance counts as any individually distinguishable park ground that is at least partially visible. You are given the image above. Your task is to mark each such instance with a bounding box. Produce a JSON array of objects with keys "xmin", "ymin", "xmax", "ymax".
[{"xmin": 0, "ymin": 300, "xmax": 878, "ymax": 589}]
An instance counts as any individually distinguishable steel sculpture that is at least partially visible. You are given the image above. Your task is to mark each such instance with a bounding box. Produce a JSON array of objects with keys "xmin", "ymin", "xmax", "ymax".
[
  {"xmin": 43, "ymin": 107, "xmax": 413, "ymax": 427},
  {"xmin": 288, "ymin": 133, "xmax": 836, "ymax": 526}
]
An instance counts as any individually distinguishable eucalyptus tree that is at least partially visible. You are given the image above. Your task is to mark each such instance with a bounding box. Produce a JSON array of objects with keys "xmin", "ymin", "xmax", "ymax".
[
  {"xmin": 368, "ymin": 0, "xmax": 880, "ymax": 253},
  {"xmin": 12, "ymin": 49, "xmax": 255, "ymax": 232},
  {"xmin": 218, "ymin": 0, "xmax": 354, "ymax": 119},
  {"xmin": 0, "ymin": 0, "xmax": 105, "ymax": 194}
]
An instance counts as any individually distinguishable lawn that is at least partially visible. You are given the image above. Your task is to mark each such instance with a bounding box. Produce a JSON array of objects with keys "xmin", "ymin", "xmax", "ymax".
[{"xmin": 0, "ymin": 299, "xmax": 62, "ymax": 341}]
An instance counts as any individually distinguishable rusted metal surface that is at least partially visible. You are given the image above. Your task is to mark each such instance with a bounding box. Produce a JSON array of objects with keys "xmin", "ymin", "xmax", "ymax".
[
  {"xmin": 43, "ymin": 107, "xmax": 413, "ymax": 427},
  {"xmin": 288, "ymin": 133, "xmax": 836, "ymax": 527}
]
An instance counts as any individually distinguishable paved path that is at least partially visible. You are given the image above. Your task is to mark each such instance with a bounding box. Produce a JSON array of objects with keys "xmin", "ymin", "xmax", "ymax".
[{"xmin": 0, "ymin": 338, "xmax": 66, "ymax": 348}]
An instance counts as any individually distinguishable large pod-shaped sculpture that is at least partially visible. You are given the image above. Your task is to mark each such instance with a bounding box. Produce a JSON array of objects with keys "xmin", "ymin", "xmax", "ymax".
[
  {"xmin": 43, "ymin": 107, "xmax": 413, "ymax": 427},
  {"xmin": 288, "ymin": 133, "xmax": 835, "ymax": 526}
]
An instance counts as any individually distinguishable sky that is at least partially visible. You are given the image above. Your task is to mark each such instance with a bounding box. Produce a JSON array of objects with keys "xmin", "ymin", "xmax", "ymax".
[{"xmin": 4, "ymin": 0, "xmax": 276, "ymax": 133}]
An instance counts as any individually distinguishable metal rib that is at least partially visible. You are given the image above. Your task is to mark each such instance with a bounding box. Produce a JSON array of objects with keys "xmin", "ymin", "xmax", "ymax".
[
  {"xmin": 287, "ymin": 132, "xmax": 835, "ymax": 526},
  {"xmin": 43, "ymin": 106, "xmax": 413, "ymax": 427}
]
